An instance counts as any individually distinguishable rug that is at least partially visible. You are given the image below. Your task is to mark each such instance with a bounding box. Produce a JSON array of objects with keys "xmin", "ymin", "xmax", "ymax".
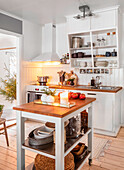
[{"xmin": 81, "ymin": 135, "xmax": 110, "ymax": 160}]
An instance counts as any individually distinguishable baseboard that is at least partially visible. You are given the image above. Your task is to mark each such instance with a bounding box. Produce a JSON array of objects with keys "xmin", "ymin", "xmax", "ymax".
[{"xmin": 94, "ymin": 126, "xmax": 121, "ymax": 137}]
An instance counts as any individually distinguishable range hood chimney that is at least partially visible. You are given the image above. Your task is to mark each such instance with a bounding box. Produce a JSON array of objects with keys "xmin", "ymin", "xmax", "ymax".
[{"xmin": 31, "ymin": 23, "xmax": 60, "ymax": 62}]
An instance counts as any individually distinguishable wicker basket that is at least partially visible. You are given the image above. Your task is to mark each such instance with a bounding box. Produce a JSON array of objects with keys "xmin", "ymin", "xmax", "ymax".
[{"xmin": 34, "ymin": 152, "xmax": 75, "ymax": 170}]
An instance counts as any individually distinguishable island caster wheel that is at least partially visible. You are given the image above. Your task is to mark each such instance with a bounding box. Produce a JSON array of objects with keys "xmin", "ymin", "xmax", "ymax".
[{"xmin": 89, "ymin": 159, "xmax": 92, "ymax": 166}]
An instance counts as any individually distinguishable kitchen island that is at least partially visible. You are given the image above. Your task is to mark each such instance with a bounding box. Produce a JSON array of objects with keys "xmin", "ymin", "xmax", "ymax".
[
  {"xmin": 49, "ymin": 85, "xmax": 123, "ymax": 136},
  {"xmin": 13, "ymin": 98, "xmax": 96, "ymax": 170}
]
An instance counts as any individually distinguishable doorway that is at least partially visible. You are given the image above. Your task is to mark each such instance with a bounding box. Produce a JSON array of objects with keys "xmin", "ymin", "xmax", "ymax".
[{"xmin": 0, "ymin": 31, "xmax": 22, "ymax": 124}]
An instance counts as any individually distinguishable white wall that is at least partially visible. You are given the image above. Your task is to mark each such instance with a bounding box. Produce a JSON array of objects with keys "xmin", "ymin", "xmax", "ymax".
[
  {"xmin": 23, "ymin": 20, "xmax": 42, "ymax": 61},
  {"xmin": 20, "ymin": 20, "xmax": 42, "ymax": 103}
]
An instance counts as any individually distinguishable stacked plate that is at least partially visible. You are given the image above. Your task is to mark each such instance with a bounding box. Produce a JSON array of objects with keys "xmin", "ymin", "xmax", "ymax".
[
  {"xmin": 28, "ymin": 126, "xmax": 54, "ymax": 146},
  {"xmin": 33, "ymin": 126, "xmax": 54, "ymax": 139}
]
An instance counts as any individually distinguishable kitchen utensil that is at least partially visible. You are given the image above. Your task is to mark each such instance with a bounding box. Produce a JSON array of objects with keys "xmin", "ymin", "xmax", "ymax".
[
  {"xmin": 111, "ymin": 49, "xmax": 117, "ymax": 56},
  {"xmin": 80, "ymin": 62, "xmax": 87, "ymax": 67},
  {"xmin": 71, "ymin": 53, "xmax": 78, "ymax": 58},
  {"xmin": 87, "ymin": 42, "xmax": 95, "ymax": 47},
  {"xmin": 87, "ymin": 62, "xmax": 92, "ymax": 67},
  {"xmin": 78, "ymin": 52, "xmax": 84, "ymax": 58},
  {"xmin": 72, "ymin": 37, "xmax": 83, "ymax": 48},
  {"xmin": 33, "ymin": 126, "xmax": 54, "ymax": 139},
  {"xmin": 95, "ymin": 61, "xmax": 108, "ymax": 67},
  {"xmin": 105, "ymin": 52, "xmax": 111, "ymax": 57},
  {"xmin": 66, "ymin": 114, "xmax": 81, "ymax": 138},
  {"xmin": 45, "ymin": 121, "xmax": 69, "ymax": 143},
  {"xmin": 57, "ymin": 70, "xmax": 66, "ymax": 85},
  {"xmin": 28, "ymin": 129, "xmax": 53, "ymax": 146},
  {"xmin": 71, "ymin": 143, "xmax": 88, "ymax": 161},
  {"xmin": 91, "ymin": 77, "xmax": 95, "ymax": 86},
  {"xmin": 37, "ymin": 76, "xmax": 49, "ymax": 86}
]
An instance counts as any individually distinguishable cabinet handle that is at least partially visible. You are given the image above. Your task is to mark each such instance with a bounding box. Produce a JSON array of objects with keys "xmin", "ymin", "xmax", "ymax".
[{"xmin": 87, "ymin": 93, "xmax": 96, "ymax": 96}]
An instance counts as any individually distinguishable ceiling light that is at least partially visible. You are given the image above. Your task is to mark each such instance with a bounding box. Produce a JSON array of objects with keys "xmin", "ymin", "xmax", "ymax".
[{"xmin": 74, "ymin": 5, "xmax": 95, "ymax": 19}]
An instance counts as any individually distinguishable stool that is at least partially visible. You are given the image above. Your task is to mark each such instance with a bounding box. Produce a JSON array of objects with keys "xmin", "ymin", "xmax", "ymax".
[{"xmin": 0, "ymin": 118, "xmax": 9, "ymax": 146}]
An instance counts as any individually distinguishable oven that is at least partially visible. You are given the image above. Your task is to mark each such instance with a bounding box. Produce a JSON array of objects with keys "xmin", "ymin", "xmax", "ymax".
[
  {"xmin": 26, "ymin": 85, "xmax": 49, "ymax": 103},
  {"xmin": 26, "ymin": 91, "xmax": 43, "ymax": 103}
]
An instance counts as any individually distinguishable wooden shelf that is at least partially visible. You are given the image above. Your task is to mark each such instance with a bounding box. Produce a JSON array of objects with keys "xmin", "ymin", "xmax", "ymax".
[
  {"xmin": 93, "ymin": 45, "xmax": 117, "ymax": 49},
  {"xmin": 71, "ymin": 58, "xmax": 92, "ymax": 60},
  {"xmin": 94, "ymin": 57, "xmax": 117, "ymax": 60},
  {"xmin": 26, "ymin": 151, "xmax": 91, "ymax": 170},
  {"xmin": 69, "ymin": 27, "xmax": 119, "ymax": 69},
  {"xmin": 70, "ymin": 45, "xmax": 117, "ymax": 51},
  {"xmin": 70, "ymin": 47, "xmax": 91, "ymax": 50},
  {"xmin": 22, "ymin": 128, "xmax": 91, "ymax": 158}
]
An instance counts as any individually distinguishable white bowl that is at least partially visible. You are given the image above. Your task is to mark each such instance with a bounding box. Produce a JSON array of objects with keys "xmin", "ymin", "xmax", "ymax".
[{"xmin": 33, "ymin": 126, "xmax": 54, "ymax": 139}]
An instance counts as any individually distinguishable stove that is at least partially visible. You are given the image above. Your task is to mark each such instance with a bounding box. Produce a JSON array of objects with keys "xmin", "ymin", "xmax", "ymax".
[
  {"xmin": 26, "ymin": 84, "xmax": 49, "ymax": 92},
  {"xmin": 26, "ymin": 85, "xmax": 49, "ymax": 103}
]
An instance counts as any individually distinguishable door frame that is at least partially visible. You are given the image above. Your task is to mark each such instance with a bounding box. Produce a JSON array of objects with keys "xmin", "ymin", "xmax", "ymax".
[{"xmin": 0, "ymin": 28, "xmax": 23, "ymax": 105}]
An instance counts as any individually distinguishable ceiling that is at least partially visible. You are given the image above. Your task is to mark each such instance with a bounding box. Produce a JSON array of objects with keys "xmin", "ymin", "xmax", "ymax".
[{"xmin": 0, "ymin": 0, "xmax": 123, "ymax": 25}]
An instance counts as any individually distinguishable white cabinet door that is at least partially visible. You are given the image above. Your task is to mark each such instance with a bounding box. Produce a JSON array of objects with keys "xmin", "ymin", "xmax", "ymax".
[
  {"xmin": 67, "ymin": 17, "xmax": 90, "ymax": 34},
  {"xmin": 91, "ymin": 10, "xmax": 116, "ymax": 30},
  {"xmin": 94, "ymin": 93, "xmax": 113, "ymax": 131}
]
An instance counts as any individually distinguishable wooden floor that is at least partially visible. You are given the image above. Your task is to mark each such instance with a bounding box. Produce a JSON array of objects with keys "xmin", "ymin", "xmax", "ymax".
[{"xmin": 0, "ymin": 122, "xmax": 124, "ymax": 170}]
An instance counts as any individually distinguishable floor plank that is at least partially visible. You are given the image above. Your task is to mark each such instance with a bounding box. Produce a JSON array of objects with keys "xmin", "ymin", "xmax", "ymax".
[{"xmin": 0, "ymin": 121, "xmax": 124, "ymax": 170}]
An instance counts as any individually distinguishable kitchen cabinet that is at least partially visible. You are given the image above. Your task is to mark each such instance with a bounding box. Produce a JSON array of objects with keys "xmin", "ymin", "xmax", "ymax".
[
  {"xmin": 87, "ymin": 92, "xmax": 113, "ymax": 131},
  {"xmin": 66, "ymin": 17, "xmax": 90, "ymax": 34},
  {"xmin": 67, "ymin": 7, "xmax": 121, "ymax": 69},
  {"xmin": 90, "ymin": 9, "xmax": 116, "ymax": 30},
  {"xmin": 80, "ymin": 90, "xmax": 121, "ymax": 136},
  {"xmin": 66, "ymin": 7, "xmax": 118, "ymax": 35},
  {"xmin": 68, "ymin": 27, "xmax": 119, "ymax": 69}
]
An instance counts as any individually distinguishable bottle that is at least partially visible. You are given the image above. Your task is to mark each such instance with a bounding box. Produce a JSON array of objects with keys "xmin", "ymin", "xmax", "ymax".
[
  {"xmin": 66, "ymin": 53, "xmax": 70, "ymax": 64},
  {"xmin": 106, "ymin": 32, "xmax": 111, "ymax": 46},
  {"xmin": 112, "ymin": 32, "xmax": 116, "ymax": 46},
  {"xmin": 67, "ymin": 53, "xmax": 69, "ymax": 59},
  {"xmin": 91, "ymin": 77, "xmax": 95, "ymax": 86}
]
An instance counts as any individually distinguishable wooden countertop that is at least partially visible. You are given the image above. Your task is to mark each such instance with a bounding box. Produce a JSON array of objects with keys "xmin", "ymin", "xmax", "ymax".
[
  {"xmin": 13, "ymin": 98, "xmax": 96, "ymax": 118},
  {"xmin": 49, "ymin": 85, "xmax": 122, "ymax": 93}
]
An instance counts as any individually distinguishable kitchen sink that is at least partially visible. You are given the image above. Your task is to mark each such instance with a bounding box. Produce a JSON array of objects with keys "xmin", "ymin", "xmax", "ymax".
[{"xmin": 93, "ymin": 86, "xmax": 116, "ymax": 90}]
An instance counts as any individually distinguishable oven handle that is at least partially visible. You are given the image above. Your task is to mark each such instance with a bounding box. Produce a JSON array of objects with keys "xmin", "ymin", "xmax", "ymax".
[{"xmin": 26, "ymin": 92, "xmax": 43, "ymax": 95}]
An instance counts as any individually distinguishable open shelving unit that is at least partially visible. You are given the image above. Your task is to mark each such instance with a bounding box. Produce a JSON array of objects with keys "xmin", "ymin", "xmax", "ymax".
[
  {"xmin": 68, "ymin": 27, "xmax": 119, "ymax": 69},
  {"xmin": 15, "ymin": 98, "xmax": 95, "ymax": 170},
  {"xmin": 23, "ymin": 128, "xmax": 92, "ymax": 169}
]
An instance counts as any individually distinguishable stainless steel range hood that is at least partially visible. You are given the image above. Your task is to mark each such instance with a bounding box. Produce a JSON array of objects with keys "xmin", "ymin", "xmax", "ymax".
[{"xmin": 31, "ymin": 23, "xmax": 60, "ymax": 62}]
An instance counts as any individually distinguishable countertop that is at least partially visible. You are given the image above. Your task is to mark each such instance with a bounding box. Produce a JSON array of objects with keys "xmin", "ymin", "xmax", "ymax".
[
  {"xmin": 13, "ymin": 98, "xmax": 96, "ymax": 118},
  {"xmin": 49, "ymin": 85, "xmax": 122, "ymax": 93}
]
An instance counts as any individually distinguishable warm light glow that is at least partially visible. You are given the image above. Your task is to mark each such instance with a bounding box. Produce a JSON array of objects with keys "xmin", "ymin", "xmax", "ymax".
[
  {"xmin": 53, "ymin": 103, "xmax": 60, "ymax": 106},
  {"xmin": 60, "ymin": 91, "xmax": 69, "ymax": 105},
  {"xmin": 42, "ymin": 61, "xmax": 60, "ymax": 66}
]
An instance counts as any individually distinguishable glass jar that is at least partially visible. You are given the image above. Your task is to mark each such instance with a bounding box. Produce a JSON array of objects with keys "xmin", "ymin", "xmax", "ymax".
[
  {"xmin": 112, "ymin": 32, "xmax": 116, "ymax": 46},
  {"xmin": 66, "ymin": 114, "xmax": 81, "ymax": 138},
  {"xmin": 106, "ymin": 32, "xmax": 111, "ymax": 46}
]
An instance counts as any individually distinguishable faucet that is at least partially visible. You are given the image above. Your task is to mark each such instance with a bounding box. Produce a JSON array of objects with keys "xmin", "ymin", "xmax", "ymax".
[{"xmin": 95, "ymin": 76, "xmax": 102, "ymax": 88}]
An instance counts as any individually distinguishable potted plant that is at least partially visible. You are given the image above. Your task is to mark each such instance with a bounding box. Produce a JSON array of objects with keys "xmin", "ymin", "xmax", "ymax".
[
  {"xmin": 41, "ymin": 89, "xmax": 56, "ymax": 103},
  {"xmin": 0, "ymin": 105, "xmax": 4, "ymax": 117}
]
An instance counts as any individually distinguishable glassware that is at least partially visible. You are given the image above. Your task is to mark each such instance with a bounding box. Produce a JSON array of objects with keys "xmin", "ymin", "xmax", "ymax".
[
  {"xmin": 106, "ymin": 33, "xmax": 111, "ymax": 46},
  {"xmin": 112, "ymin": 32, "xmax": 116, "ymax": 46},
  {"xmin": 66, "ymin": 114, "xmax": 81, "ymax": 138}
]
